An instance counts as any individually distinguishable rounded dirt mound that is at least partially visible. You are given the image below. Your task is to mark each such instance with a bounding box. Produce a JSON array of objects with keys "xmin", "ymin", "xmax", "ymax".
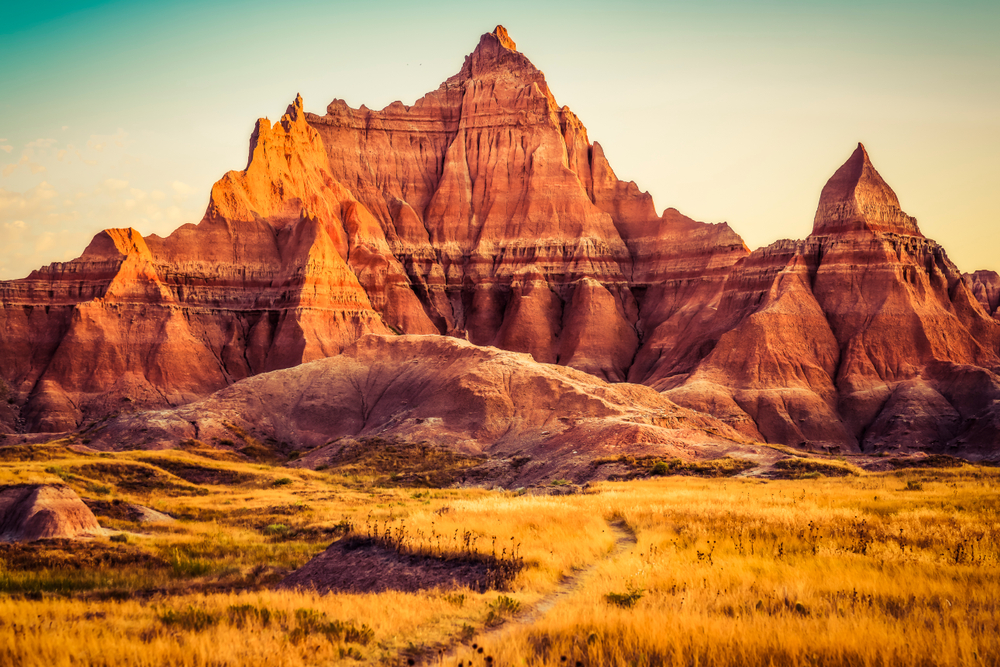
[
  {"xmin": 0, "ymin": 484, "xmax": 103, "ymax": 542},
  {"xmin": 282, "ymin": 537, "xmax": 511, "ymax": 594}
]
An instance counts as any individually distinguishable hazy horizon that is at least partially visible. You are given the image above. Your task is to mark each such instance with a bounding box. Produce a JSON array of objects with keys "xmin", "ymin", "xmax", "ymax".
[{"xmin": 1, "ymin": 0, "xmax": 997, "ymax": 279}]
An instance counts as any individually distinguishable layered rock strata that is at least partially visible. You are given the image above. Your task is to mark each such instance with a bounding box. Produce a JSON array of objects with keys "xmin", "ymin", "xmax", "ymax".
[
  {"xmin": 0, "ymin": 484, "xmax": 103, "ymax": 542},
  {"xmin": 306, "ymin": 27, "xmax": 748, "ymax": 385},
  {"xmin": 665, "ymin": 145, "xmax": 1000, "ymax": 453},
  {"xmin": 1, "ymin": 29, "xmax": 998, "ymax": 456},
  {"xmin": 84, "ymin": 335, "xmax": 748, "ymax": 485},
  {"xmin": 0, "ymin": 97, "xmax": 391, "ymax": 431},
  {"xmin": 0, "ymin": 26, "xmax": 747, "ymax": 432}
]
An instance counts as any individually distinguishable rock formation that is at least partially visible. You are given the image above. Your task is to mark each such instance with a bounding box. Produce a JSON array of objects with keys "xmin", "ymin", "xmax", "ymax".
[
  {"xmin": 665, "ymin": 144, "xmax": 1000, "ymax": 453},
  {"xmin": 307, "ymin": 27, "xmax": 748, "ymax": 383},
  {"xmin": 0, "ymin": 484, "xmax": 103, "ymax": 542},
  {"xmin": 0, "ymin": 25, "xmax": 746, "ymax": 433},
  {"xmin": 0, "ymin": 98, "xmax": 392, "ymax": 432},
  {"xmin": 0, "ymin": 28, "xmax": 997, "ymax": 458},
  {"xmin": 84, "ymin": 335, "xmax": 747, "ymax": 485}
]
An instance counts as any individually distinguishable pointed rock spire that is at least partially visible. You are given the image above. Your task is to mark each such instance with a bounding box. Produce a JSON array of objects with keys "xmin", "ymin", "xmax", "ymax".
[
  {"xmin": 285, "ymin": 93, "xmax": 304, "ymax": 120},
  {"xmin": 811, "ymin": 143, "xmax": 922, "ymax": 237},
  {"xmin": 492, "ymin": 25, "xmax": 517, "ymax": 51},
  {"xmin": 451, "ymin": 25, "xmax": 540, "ymax": 83}
]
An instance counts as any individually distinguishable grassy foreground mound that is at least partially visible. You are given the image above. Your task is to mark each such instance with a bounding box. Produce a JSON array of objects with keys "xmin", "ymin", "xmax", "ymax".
[{"xmin": 0, "ymin": 443, "xmax": 997, "ymax": 666}]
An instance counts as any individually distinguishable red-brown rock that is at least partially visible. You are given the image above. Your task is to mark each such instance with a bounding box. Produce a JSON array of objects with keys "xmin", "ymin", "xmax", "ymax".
[
  {"xmin": 0, "ymin": 25, "xmax": 746, "ymax": 431},
  {"xmin": 0, "ymin": 29, "xmax": 997, "ymax": 459},
  {"xmin": 85, "ymin": 335, "xmax": 749, "ymax": 485},
  {"xmin": 665, "ymin": 145, "xmax": 1000, "ymax": 453},
  {"xmin": 0, "ymin": 484, "xmax": 103, "ymax": 542}
]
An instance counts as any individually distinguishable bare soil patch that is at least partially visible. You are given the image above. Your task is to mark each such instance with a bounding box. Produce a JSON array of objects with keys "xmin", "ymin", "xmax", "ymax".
[
  {"xmin": 281, "ymin": 536, "xmax": 517, "ymax": 594},
  {"xmin": 83, "ymin": 499, "xmax": 175, "ymax": 523}
]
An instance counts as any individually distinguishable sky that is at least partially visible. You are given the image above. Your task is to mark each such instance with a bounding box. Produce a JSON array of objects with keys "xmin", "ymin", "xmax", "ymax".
[{"xmin": 1, "ymin": 0, "xmax": 998, "ymax": 279}]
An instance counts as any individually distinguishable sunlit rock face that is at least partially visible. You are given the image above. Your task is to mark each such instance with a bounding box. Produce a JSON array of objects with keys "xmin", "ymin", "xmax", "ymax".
[
  {"xmin": 1, "ymin": 29, "xmax": 998, "ymax": 457},
  {"xmin": 306, "ymin": 26, "xmax": 749, "ymax": 385},
  {"xmin": 665, "ymin": 144, "xmax": 1000, "ymax": 454},
  {"xmin": 811, "ymin": 143, "xmax": 922, "ymax": 237},
  {"xmin": 0, "ymin": 26, "xmax": 747, "ymax": 432},
  {"xmin": 0, "ymin": 95, "xmax": 390, "ymax": 432}
]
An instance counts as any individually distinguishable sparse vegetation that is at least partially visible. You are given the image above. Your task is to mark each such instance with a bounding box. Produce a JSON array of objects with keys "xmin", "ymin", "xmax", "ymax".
[
  {"xmin": 316, "ymin": 437, "xmax": 488, "ymax": 487},
  {"xmin": 605, "ymin": 582, "xmax": 644, "ymax": 608},
  {"xmin": 0, "ymin": 444, "xmax": 997, "ymax": 666},
  {"xmin": 771, "ymin": 456, "xmax": 861, "ymax": 478},
  {"xmin": 595, "ymin": 454, "xmax": 755, "ymax": 478}
]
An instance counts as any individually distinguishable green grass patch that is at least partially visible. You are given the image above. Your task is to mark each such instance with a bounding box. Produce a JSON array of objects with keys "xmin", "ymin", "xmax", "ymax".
[{"xmin": 772, "ymin": 457, "xmax": 861, "ymax": 478}]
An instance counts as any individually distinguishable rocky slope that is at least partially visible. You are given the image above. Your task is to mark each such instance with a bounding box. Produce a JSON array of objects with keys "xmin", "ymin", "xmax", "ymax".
[
  {"xmin": 666, "ymin": 144, "xmax": 1000, "ymax": 454},
  {"xmin": 305, "ymin": 26, "xmax": 748, "ymax": 382},
  {"xmin": 82, "ymin": 335, "xmax": 749, "ymax": 485},
  {"xmin": 0, "ymin": 98, "xmax": 390, "ymax": 432}
]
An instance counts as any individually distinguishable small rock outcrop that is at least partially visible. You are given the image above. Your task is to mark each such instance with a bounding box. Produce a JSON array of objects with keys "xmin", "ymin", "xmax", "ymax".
[{"xmin": 0, "ymin": 485, "xmax": 103, "ymax": 542}]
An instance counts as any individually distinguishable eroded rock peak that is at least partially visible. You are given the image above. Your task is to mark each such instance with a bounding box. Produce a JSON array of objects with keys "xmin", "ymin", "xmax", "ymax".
[
  {"xmin": 492, "ymin": 25, "xmax": 517, "ymax": 51},
  {"xmin": 812, "ymin": 143, "xmax": 922, "ymax": 237},
  {"xmin": 452, "ymin": 25, "xmax": 538, "ymax": 82}
]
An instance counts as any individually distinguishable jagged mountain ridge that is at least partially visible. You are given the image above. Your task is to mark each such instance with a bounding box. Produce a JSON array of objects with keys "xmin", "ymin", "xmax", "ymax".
[
  {"xmin": 0, "ymin": 26, "xmax": 748, "ymax": 432},
  {"xmin": 667, "ymin": 144, "xmax": 1000, "ymax": 452},
  {"xmin": 1, "ymin": 27, "xmax": 998, "ymax": 455}
]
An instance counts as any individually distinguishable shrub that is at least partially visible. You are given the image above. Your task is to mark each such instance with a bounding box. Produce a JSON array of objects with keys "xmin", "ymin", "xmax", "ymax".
[
  {"xmin": 605, "ymin": 583, "xmax": 644, "ymax": 608},
  {"xmin": 263, "ymin": 523, "xmax": 289, "ymax": 536},
  {"xmin": 443, "ymin": 593, "xmax": 466, "ymax": 607},
  {"xmin": 227, "ymin": 604, "xmax": 274, "ymax": 628},
  {"xmin": 491, "ymin": 595, "xmax": 521, "ymax": 615},
  {"xmin": 289, "ymin": 608, "xmax": 373, "ymax": 645},
  {"xmin": 159, "ymin": 606, "xmax": 217, "ymax": 632},
  {"xmin": 650, "ymin": 461, "xmax": 670, "ymax": 476},
  {"xmin": 272, "ymin": 477, "xmax": 293, "ymax": 487}
]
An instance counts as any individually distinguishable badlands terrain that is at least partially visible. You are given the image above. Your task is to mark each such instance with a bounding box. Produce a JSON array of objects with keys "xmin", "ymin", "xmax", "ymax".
[
  {"xmin": 0, "ymin": 26, "xmax": 998, "ymax": 461},
  {"xmin": 0, "ymin": 25, "xmax": 998, "ymax": 667}
]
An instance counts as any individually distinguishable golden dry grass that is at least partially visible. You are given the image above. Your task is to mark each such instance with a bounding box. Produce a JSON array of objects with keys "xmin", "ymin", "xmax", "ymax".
[{"xmin": 0, "ymin": 444, "xmax": 997, "ymax": 666}]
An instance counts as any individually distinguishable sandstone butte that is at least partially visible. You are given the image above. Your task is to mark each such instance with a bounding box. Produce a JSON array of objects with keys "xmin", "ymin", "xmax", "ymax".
[{"xmin": 0, "ymin": 26, "xmax": 998, "ymax": 457}]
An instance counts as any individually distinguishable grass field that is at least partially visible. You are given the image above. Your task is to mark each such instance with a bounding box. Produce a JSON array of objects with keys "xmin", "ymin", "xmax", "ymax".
[{"xmin": 0, "ymin": 442, "xmax": 997, "ymax": 666}]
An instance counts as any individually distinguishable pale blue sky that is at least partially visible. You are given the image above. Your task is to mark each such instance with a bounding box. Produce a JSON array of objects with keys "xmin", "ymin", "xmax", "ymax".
[{"xmin": 1, "ymin": 0, "xmax": 998, "ymax": 277}]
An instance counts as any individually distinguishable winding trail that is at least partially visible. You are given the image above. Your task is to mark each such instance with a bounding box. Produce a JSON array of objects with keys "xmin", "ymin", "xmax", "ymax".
[{"xmin": 419, "ymin": 519, "xmax": 637, "ymax": 666}]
